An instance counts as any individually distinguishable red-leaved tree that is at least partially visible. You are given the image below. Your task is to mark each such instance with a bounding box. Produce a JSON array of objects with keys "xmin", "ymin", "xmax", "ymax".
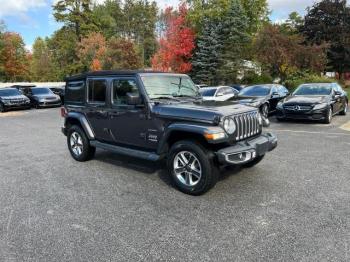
[{"xmin": 151, "ymin": 4, "xmax": 195, "ymax": 73}]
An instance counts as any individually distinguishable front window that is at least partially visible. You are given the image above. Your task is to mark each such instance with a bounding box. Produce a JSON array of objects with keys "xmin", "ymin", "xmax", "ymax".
[
  {"xmin": 239, "ymin": 85, "xmax": 271, "ymax": 97},
  {"xmin": 293, "ymin": 84, "xmax": 332, "ymax": 96},
  {"xmin": 0, "ymin": 89, "xmax": 21, "ymax": 96},
  {"xmin": 140, "ymin": 74, "xmax": 199, "ymax": 99},
  {"xmin": 112, "ymin": 79, "xmax": 139, "ymax": 106},
  {"xmin": 32, "ymin": 88, "xmax": 53, "ymax": 95}
]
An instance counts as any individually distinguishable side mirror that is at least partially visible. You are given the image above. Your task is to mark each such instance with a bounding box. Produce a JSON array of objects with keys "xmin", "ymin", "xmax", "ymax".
[
  {"xmin": 127, "ymin": 93, "xmax": 142, "ymax": 106},
  {"xmin": 335, "ymin": 91, "xmax": 342, "ymax": 96},
  {"xmin": 271, "ymin": 92, "xmax": 279, "ymax": 98}
]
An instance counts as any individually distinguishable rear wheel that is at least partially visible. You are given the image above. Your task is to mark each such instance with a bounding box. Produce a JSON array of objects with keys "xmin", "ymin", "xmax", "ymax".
[
  {"xmin": 323, "ymin": 107, "xmax": 333, "ymax": 124},
  {"xmin": 67, "ymin": 125, "xmax": 95, "ymax": 162},
  {"xmin": 339, "ymin": 101, "xmax": 348, "ymax": 115},
  {"xmin": 167, "ymin": 140, "xmax": 218, "ymax": 195}
]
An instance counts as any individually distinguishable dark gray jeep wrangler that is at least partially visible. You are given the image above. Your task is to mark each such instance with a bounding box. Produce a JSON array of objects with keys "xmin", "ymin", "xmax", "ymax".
[{"xmin": 61, "ymin": 71, "xmax": 277, "ymax": 195}]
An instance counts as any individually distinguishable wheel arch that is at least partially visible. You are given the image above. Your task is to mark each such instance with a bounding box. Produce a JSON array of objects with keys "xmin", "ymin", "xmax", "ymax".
[{"xmin": 65, "ymin": 112, "xmax": 95, "ymax": 139}]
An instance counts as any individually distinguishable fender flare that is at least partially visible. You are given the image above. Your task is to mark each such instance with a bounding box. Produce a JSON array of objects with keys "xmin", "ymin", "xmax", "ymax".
[
  {"xmin": 65, "ymin": 112, "xmax": 95, "ymax": 139},
  {"xmin": 156, "ymin": 123, "xmax": 222, "ymax": 155}
]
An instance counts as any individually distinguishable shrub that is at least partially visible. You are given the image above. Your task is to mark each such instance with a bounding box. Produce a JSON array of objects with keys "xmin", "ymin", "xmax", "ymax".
[
  {"xmin": 240, "ymin": 73, "xmax": 273, "ymax": 85},
  {"xmin": 284, "ymin": 72, "xmax": 335, "ymax": 91}
]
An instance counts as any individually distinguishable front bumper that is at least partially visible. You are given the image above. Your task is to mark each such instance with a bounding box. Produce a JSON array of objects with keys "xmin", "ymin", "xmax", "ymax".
[
  {"xmin": 276, "ymin": 107, "xmax": 328, "ymax": 121},
  {"xmin": 37, "ymin": 101, "xmax": 62, "ymax": 108},
  {"xmin": 3, "ymin": 103, "xmax": 31, "ymax": 110},
  {"xmin": 217, "ymin": 133, "xmax": 277, "ymax": 165}
]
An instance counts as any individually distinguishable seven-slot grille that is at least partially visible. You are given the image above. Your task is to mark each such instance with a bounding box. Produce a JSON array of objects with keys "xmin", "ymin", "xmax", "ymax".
[{"xmin": 232, "ymin": 111, "xmax": 261, "ymax": 141}]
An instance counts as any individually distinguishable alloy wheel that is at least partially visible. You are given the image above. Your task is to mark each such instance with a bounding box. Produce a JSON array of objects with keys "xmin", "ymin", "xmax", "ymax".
[
  {"xmin": 262, "ymin": 104, "xmax": 269, "ymax": 118},
  {"xmin": 70, "ymin": 132, "xmax": 84, "ymax": 156},
  {"xmin": 173, "ymin": 151, "xmax": 202, "ymax": 187},
  {"xmin": 328, "ymin": 108, "xmax": 332, "ymax": 123}
]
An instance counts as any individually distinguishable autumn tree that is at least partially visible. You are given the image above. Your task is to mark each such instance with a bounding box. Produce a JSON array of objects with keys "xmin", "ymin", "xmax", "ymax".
[
  {"xmin": 151, "ymin": 4, "xmax": 195, "ymax": 73},
  {"xmin": 103, "ymin": 37, "xmax": 142, "ymax": 70},
  {"xmin": 0, "ymin": 21, "xmax": 5, "ymax": 80},
  {"xmin": 77, "ymin": 32, "xmax": 106, "ymax": 71},
  {"xmin": 1, "ymin": 32, "xmax": 29, "ymax": 81},
  {"xmin": 254, "ymin": 24, "xmax": 326, "ymax": 81}
]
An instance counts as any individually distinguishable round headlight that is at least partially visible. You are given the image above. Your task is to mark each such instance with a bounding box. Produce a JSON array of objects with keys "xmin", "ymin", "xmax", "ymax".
[
  {"xmin": 223, "ymin": 118, "xmax": 236, "ymax": 134},
  {"xmin": 257, "ymin": 113, "xmax": 263, "ymax": 125}
]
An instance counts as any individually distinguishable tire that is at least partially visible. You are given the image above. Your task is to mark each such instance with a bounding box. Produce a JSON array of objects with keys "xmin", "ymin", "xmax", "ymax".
[
  {"xmin": 323, "ymin": 107, "xmax": 333, "ymax": 124},
  {"xmin": 339, "ymin": 101, "xmax": 348, "ymax": 115},
  {"xmin": 167, "ymin": 140, "xmax": 218, "ymax": 195},
  {"xmin": 242, "ymin": 155, "xmax": 265, "ymax": 168},
  {"xmin": 260, "ymin": 104, "xmax": 269, "ymax": 118},
  {"xmin": 67, "ymin": 125, "xmax": 96, "ymax": 162},
  {"xmin": 0, "ymin": 103, "xmax": 5, "ymax": 113}
]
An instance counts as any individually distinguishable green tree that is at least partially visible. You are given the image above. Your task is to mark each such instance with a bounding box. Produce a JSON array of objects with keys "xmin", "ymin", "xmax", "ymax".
[
  {"xmin": 53, "ymin": 0, "xmax": 98, "ymax": 40},
  {"xmin": 301, "ymin": 0, "xmax": 350, "ymax": 77},
  {"xmin": 30, "ymin": 37, "xmax": 58, "ymax": 81},
  {"xmin": 280, "ymin": 12, "xmax": 304, "ymax": 35}
]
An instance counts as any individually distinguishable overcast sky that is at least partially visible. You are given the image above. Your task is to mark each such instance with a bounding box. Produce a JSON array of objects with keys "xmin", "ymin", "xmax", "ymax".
[{"xmin": 0, "ymin": 0, "xmax": 319, "ymax": 49}]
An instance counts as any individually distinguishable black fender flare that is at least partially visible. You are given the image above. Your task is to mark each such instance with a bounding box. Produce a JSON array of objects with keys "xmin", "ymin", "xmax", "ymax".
[
  {"xmin": 156, "ymin": 123, "xmax": 222, "ymax": 155},
  {"xmin": 65, "ymin": 112, "xmax": 95, "ymax": 139}
]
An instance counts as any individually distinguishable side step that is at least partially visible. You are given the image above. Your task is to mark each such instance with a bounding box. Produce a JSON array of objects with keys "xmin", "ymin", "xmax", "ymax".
[{"xmin": 90, "ymin": 141, "xmax": 160, "ymax": 161}]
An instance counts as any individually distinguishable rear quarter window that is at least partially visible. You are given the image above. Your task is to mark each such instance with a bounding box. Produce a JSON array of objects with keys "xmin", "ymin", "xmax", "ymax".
[{"xmin": 65, "ymin": 81, "xmax": 85, "ymax": 104}]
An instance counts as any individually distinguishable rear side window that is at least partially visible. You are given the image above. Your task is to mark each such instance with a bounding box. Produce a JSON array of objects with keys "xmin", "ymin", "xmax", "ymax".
[
  {"xmin": 65, "ymin": 81, "xmax": 85, "ymax": 104},
  {"xmin": 88, "ymin": 79, "xmax": 107, "ymax": 103}
]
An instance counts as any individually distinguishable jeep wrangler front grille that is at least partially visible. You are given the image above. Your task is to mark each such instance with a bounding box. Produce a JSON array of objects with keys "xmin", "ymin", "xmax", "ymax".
[{"xmin": 233, "ymin": 111, "xmax": 261, "ymax": 141}]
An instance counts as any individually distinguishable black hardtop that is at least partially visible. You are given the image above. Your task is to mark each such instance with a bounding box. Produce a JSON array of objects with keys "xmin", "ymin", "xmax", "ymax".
[{"xmin": 65, "ymin": 70, "xmax": 166, "ymax": 82}]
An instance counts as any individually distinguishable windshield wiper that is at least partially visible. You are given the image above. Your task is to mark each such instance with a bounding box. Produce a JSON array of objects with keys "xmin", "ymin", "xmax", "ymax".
[
  {"xmin": 152, "ymin": 95, "xmax": 181, "ymax": 101},
  {"xmin": 173, "ymin": 94, "xmax": 202, "ymax": 100}
]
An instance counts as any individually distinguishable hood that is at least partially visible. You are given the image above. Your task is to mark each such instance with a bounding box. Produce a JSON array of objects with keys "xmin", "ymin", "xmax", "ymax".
[
  {"xmin": 152, "ymin": 100, "xmax": 256, "ymax": 123},
  {"xmin": 235, "ymin": 96, "xmax": 266, "ymax": 105},
  {"xmin": 283, "ymin": 95, "xmax": 329, "ymax": 105},
  {"xmin": 0, "ymin": 95, "xmax": 29, "ymax": 100}
]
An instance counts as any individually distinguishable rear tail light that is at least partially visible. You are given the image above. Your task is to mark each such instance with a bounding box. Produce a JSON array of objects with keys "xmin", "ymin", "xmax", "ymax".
[{"xmin": 60, "ymin": 107, "xmax": 68, "ymax": 117}]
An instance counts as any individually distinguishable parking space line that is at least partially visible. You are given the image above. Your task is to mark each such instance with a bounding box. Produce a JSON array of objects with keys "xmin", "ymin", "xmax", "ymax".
[
  {"xmin": 266, "ymin": 129, "xmax": 350, "ymax": 136},
  {"xmin": 340, "ymin": 121, "xmax": 350, "ymax": 132}
]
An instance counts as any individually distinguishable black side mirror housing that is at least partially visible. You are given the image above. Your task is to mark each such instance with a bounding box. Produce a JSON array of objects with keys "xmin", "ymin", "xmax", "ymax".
[
  {"xmin": 335, "ymin": 91, "xmax": 342, "ymax": 96},
  {"xmin": 271, "ymin": 92, "xmax": 279, "ymax": 98},
  {"xmin": 127, "ymin": 93, "xmax": 142, "ymax": 106}
]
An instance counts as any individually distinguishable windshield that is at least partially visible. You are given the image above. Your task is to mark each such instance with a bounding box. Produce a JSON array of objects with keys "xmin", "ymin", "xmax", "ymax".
[
  {"xmin": 32, "ymin": 88, "xmax": 53, "ymax": 95},
  {"xmin": 0, "ymin": 88, "xmax": 21, "ymax": 96},
  {"xmin": 239, "ymin": 85, "xmax": 271, "ymax": 97},
  {"xmin": 293, "ymin": 84, "xmax": 332, "ymax": 96},
  {"xmin": 200, "ymin": 88, "xmax": 217, "ymax": 97},
  {"xmin": 141, "ymin": 75, "xmax": 199, "ymax": 99}
]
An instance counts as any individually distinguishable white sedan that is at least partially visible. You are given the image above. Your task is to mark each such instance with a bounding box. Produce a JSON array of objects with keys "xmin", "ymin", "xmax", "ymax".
[{"xmin": 200, "ymin": 86, "xmax": 239, "ymax": 101}]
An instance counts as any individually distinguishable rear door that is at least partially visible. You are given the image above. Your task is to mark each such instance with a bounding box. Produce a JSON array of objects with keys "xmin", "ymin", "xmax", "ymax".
[{"xmin": 85, "ymin": 78, "xmax": 110, "ymax": 142}]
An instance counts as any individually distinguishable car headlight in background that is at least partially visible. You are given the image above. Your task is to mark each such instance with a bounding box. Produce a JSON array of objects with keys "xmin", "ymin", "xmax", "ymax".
[
  {"xmin": 313, "ymin": 103, "xmax": 328, "ymax": 110},
  {"xmin": 223, "ymin": 117, "xmax": 236, "ymax": 134},
  {"xmin": 276, "ymin": 102, "xmax": 283, "ymax": 110}
]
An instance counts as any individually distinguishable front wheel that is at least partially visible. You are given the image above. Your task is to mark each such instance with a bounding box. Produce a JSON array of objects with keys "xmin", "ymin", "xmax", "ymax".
[
  {"xmin": 0, "ymin": 103, "xmax": 5, "ymax": 113},
  {"xmin": 167, "ymin": 140, "xmax": 218, "ymax": 195},
  {"xmin": 339, "ymin": 101, "xmax": 348, "ymax": 115},
  {"xmin": 323, "ymin": 107, "xmax": 333, "ymax": 124},
  {"xmin": 261, "ymin": 104, "xmax": 269, "ymax": 118},
  {"xmin": 67, "ymin": 125, "xmax": 96, "ymax": 162}
]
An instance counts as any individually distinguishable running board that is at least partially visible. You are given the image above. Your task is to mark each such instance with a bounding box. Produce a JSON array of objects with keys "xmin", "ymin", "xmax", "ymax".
[{"xmin": 90, "ymin": 141, "xmax": 160, "ymax": 161}]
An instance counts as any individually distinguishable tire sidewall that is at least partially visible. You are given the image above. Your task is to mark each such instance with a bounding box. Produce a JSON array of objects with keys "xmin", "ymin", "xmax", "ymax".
[
  {"xmin": 67, "ymin": 125, "xmax": 93, "ymax": 162},
  {"xmin": 167, "ymin": 141, "xmax": 217, "ymax": 195},
  {"xmin": 261, "ymin": 104, "xmax": 269, "ymax": 118},
  {"xmin": 325, "ymin": 106, "xmax": 333, "ymax": 124}
]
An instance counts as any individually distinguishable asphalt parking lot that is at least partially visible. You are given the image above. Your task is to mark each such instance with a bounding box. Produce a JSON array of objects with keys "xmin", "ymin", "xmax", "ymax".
[{"xmin": 1, "ymin": 108, "xmax": 350, "ymax": 261}]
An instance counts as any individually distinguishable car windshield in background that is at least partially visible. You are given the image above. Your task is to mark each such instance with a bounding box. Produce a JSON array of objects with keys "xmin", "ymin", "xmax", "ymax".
[
  {"xmin": 32, "ymin": 88, "xmax": 53, "ymax": 95},
  {"xmin": 200, "ymin": 88, "xmax": 217, "ymax": 97},
  {"xmin": 293, "ymin": 84, "xmax": 332, "ymax": 96},
  {"xmin": 141, "ymin": 75, "xmax": 199, "ymax": 99},
  {"xmin": 0, "ymin": 88, "xmax": 21, "ymax": 96},
  {"xmin": 239, "ymin": 85, "xmax": 271, "ymax": 97}
]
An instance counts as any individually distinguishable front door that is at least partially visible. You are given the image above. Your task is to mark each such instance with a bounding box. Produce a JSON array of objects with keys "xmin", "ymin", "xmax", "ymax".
[{"xmin": 108, "ymin": 77, "xmax": 158, "ymax": 150}]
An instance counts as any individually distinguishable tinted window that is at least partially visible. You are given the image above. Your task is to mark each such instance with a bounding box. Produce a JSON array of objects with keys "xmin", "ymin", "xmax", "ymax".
[
  {"xmin": 239, "ymin": 85, "xmax": 271, "ymax": 97},
  {"xmin": 65, "ymin": 81, "xmax": 85, "ymax": 103},
  {"xmin": 112, "ymin": 79, "xmax": 139, "ymax": 105},
  {"xmin": 0, "ymin": 88, "xmax": 21, "ymax": 96},
  {"xmin": 293, "ymin": 84, "xmax": 332, "ymax": 96},
  {"xmin": 32, "ymin": 88, "xmax": 53, "ymax": 95},
  {"xmin": 200, "ymin": 89, "xmax": 217, "ymax": 97},
  {"xmin": 278, "ymin": 86, "xmax": 289, "ymax": 95},
  {"xmin": 88, "ymin": 79, "xmax": 107, "ymax": 103}
]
